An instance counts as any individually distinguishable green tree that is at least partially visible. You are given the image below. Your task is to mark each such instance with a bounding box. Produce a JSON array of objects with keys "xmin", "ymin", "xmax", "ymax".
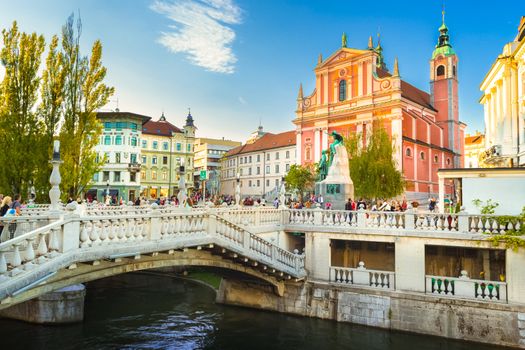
[
  {"xmin": 345, "ymin": 120, "xmax": 404, "ymax": 200},
  {"xmin": 59, "ymin": 14, "xmax": 114, "ymax": 199},
  {"xmin": 0, "ymin": 21, "xmax": 45, "ymax": 196},
  {"xmin": 284, "ymin": 164, "xmax": 316, "ymax": 201}
]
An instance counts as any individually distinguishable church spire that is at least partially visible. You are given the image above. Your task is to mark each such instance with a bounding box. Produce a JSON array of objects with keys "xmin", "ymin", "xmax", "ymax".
[
  {"xmin": 367, "ymin": 35, "xmax": 373, "ymax": 50},
  {"xmin": 375, "ymin": 30, "xmax": 386, "ymax": 70},
  {"xmin": 341, "ymin": 32, "xmax": 347, "ymax": 48},
  {"xmin": 432, "ymin": 3, "xmax": 456, "ymax": 59},
  {"xmin": 297, "ymin": 83, "xmax": 303, "ymax": 100},
  {"xmin": 318, "ymin": 53, "xmax": 323, "ymax": 65}
]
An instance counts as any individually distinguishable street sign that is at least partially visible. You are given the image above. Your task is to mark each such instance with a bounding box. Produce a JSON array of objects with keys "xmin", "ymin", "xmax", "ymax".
[{"xmin": 200, "ymin": 170, "xmax": 207, "ymax": 181}]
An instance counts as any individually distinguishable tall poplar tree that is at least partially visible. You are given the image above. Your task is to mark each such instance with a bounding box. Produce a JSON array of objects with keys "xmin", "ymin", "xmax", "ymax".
[
  {"xmin": 59, "ymin": 14, "xmax": 114, "ymax": 199},
  {"xmin": 345, "ymin": 120, "xmax": 404, "ymax": 200},
  {"xmin": 0, "ymin": 22, "xmax": 45, "ymax": 196}
]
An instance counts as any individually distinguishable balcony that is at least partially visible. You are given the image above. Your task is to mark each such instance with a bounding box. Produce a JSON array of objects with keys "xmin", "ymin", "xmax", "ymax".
[{"xmin": 128, "ymin": 162, "xmax": 141, "ymax": 172}]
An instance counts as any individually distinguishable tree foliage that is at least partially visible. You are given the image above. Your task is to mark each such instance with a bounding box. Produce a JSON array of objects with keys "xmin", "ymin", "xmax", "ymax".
[
  {"xmin": 345, "ymin": 120, "xmax": 404, "ymax": 200},
  {"xmin": 0, "ymin": 15, "xmax": 113, "ymax": 202},
  {"xmin": 284, "ymin": 164, "xmax": 316, "ymax": 201}
]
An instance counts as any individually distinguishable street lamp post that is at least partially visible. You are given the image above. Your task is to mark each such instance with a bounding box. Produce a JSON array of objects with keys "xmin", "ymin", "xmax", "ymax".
[
  {"xmin": 105, "ymin": 182, "xmax": 110, "ymax": 206},
  {"xmin": 177, "ymin": 159, "xmax": 187, "ymax": 207},
  {"xmin": 235, "ymin": 171, "xmax": 241, "ymax": 206},
  {"xmin": 49, "ymin": 140, "xmax": 63, "ymax": 214},
  {"xmin": 279, "ymin": 176, "xmax": 286, "ymax": 208}
]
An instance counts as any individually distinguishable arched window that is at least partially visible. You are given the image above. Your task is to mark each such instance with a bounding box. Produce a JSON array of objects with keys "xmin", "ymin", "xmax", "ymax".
[
  {"xmin": 436, "ymin": 65, "xmax": 445, "ymax": 76},
  {"xmin": 420, "ymin": 151, "xmax": 425, "ymax": 160},
  {"xmin": 446, "ymin": 158, "xmax": 451, "ymax": 166},
  {"xmin": 339, "ymin": 80, "xmax": 347, "ymax": 101},
  {"xmin": 452, "ymin": 65, "xmax": 456, "ymax": 76},
  {"xmin": 405, "ymin": 148, "xmax": 412, "ymax": 157},
  {"xmin": 434, "ymin": 155, "xmax": 439, "ymax": 163}
]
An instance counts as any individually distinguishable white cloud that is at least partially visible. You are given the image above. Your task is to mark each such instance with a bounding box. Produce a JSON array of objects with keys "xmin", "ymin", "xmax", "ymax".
[{"xmin": 151, "ymin": 0, "xmax": 242, "ymax": 74}]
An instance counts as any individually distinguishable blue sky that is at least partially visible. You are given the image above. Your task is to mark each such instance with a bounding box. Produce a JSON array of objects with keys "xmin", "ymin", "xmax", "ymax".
[{"xmin": 0, "ymin": 0, "xmax": 523, "ymax": 141}]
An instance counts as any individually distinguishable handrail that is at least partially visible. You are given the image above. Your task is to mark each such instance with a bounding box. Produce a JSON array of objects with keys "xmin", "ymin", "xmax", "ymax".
[{"xmin": 0, "ymin": 219, "xmax": 66, "ymax": 251}]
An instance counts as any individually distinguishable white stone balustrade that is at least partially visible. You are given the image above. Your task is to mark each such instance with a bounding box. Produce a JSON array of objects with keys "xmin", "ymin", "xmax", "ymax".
[
  {"xmin": 426, "ymin": 271, "xmax": 507, "ymax": 302},
  {"xmin": 330, "ymin": 262, "xmax": 395, "ymax": 290}
]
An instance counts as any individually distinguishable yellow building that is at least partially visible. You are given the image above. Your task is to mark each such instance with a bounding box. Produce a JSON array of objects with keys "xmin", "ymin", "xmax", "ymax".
[
  {"xmin": 464, "ymin": 132, "xmax": 485, "ymax": 168},
  {"xmin": 193, "ymin": 137, "xmax": 241, "ymax": 196},
  {"xmin": 140, "ymin": 112, "xmax": 196, "ymax": 199},
  {"xmin": 480, "ymin": 16, "xmax": 525, "ymax": 167}
]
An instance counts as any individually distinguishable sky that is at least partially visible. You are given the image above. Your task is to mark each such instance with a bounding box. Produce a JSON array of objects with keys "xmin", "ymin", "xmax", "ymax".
[{"xmin": 0, "ymin": 0, "xmax": 523, "ymax": 141}]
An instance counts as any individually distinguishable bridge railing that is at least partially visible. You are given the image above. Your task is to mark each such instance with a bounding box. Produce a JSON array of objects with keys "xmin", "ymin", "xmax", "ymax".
[{"xmin": 0, "ymin": 216, "xmax": 54, "ymax": 243}]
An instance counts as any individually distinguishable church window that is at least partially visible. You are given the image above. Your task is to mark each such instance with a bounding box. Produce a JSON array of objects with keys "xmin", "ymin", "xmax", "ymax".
[
  {"xmin": 434, "ymin": 155, "xmax": 439, "ymax": 163},
  {"xmin": 436, "ymin": 65, "xmax": 445, "ymax": 77},
  {"xmin": 420, "ymin": 151, "xmax": 425, "ymax": 160},
  {"xmin": 405, "ymin": 148, "xmax": 412, "ymax": 157},
  {"xmin": 339, "ymin": 80, "xmax": 347, "ymax": 101},
  {"xmin": 446, "ymin": 158, "xmax": 451, "ymax": 166},
  {"xmin": 452, "ymin": 65, "xmax": 456, "ymax": 76}
]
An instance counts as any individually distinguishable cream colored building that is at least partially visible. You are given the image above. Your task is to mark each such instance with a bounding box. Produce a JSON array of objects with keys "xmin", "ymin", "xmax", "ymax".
[
  {"xmin": 140, "ymin": 112, "xmax": 196, "ymax": 199},
  {"xmin": 193, "ymin": 137, "xmax": 241, "ymax": 196},
  {"xmin": 464, "ymin": 132, "xmax": 485, "ymax": 168},
  {"xmin": 221, "ymin": 130, "xmax": 296, "ymax": 199},
  {"xmin": 480, "ymin": 16, "xmax": 525, "ymax": 167}
]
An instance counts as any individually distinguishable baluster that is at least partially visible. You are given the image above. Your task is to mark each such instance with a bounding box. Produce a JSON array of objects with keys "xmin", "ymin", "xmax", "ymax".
[
  {"xmin": 134, "ymin": 219, "xmax": 143, "ymax": 240},
  {"xmin": 450, "ymin": 216, "xmax": 457, "ymax": 231},
  {"xmin": 491, "ymin": 219, "xmax": 499, "ymax": 233},
  {"xmin": 24, "ymin": 238, "xmax": 36, "ymax": 263},
  {"xmin": 12, "ymin": 244, "xmax": 22, "ymax": 267},
  {"xmin": 99, "ymin": 220, "xmax": 109, "ymax": 243},
  {"xmin": 118, "ymin": 219, "xmax": 126, "ymax": 241},
  {"xmin": 476, "ymin": 283, "xmax": 483, "ymax": 299},
  {"xmin": 90, "ymin": 222, "xmax": 100, "ymax": 244},
  {"xmin": 37, "ymin": 232, "xmax": 48, "ymax": 256},
  {"xmin": 125, "ymin": 219, "xmax": 134, "ymax": 241},
  {"xmin": 80, "ymin": 222, "xmax": 90, "ymax": 247},
  {"xmin": 108, "ymin": 220, "xmax": 116, "ymax": 241},
  {"xmin": 0, "ymin": 251, "xmax": 7, "ymax": 274}
]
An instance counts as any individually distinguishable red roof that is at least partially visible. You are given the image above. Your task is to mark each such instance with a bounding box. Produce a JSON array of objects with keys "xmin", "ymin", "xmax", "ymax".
[
  {"xmin": 226, "ymin": 130, "xmax": 296, "ymax": 157},
  {"xmin": 376, "ymin": 68, "xmax": 435, "ymax": 111},
  {"xmin": 142, "ymin": 118, "xmax": 182, "ymax": 136},
  {"xmin": 465, "ymin": 134, "xmax": 484, "ymax": 145}
]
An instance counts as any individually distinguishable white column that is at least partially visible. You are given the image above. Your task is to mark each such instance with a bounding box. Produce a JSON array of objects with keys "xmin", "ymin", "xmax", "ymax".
[
  {"xmin": 491, "ymin": 91, "xmax": 497, "ymax": 145},
  {"xmin": 357, "ymin": 62, "xmax": 363, "ymax": 96},
  {"xmin": 296, "ymin": 132, "xmax": 302, "ymax": 165},
  {"xmin": 484, "ymin": 96, "xmax": 491, "ymax": 147},
  {"xmin": 509, "ymin": 66, "xmax": 518, "ymax": 155},
  {"xmin": 395, "ymin": 237, "xmax": 426, "ymax": 292},
  {"xmin": 314, "ymin": 128, "xmax": 321, "ymax": 162},
  {"xmin": 391, "ymin": 118, "xmax": 402, "ymax": 170},
  {"xmin": 322, "ymin": 127, "xmax": 329, "ymax": 151}
]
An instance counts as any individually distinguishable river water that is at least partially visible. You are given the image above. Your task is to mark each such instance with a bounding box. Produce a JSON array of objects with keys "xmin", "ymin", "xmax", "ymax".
[{"xmin": 0, "ymin": 273, "xmax": 507, "ymax": 350}]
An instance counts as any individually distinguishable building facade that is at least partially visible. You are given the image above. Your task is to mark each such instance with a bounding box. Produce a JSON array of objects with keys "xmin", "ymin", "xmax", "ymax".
[
  {"xmin": 193, "ymin": 137, "xmax": 241, "ymax": 197},
  {"xmin": 464, "ymin": 132, "xmax": 485, "ymax": 168},
  {"xmin": 480, "ymin": 17, "xmax": 525, "ymax": 167},
  {"xmin": 90, "ymin": 111, "xmax": 151, "ymax": 203},
  {"xmin": 140, "ymin": 112, "xmax": 196, "ymax": 199},
  {"xmin": 294, "ymin": 16, "xmax": 465, "ymax": 200},
  {"xmin": 221, "ymin": 130, "xmax": 296, "ymax": 199}
]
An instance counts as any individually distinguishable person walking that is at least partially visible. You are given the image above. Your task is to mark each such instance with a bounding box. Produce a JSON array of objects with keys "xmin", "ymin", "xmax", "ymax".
[{"xmin": 0, "ymin": 196, "xmax": 12, "ymax": 241}]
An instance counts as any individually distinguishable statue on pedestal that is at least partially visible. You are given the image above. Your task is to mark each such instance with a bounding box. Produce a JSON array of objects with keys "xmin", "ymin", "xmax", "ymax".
[{"xmin": 318, "ymin": 150, "xmax": 328, "ymax": 181}]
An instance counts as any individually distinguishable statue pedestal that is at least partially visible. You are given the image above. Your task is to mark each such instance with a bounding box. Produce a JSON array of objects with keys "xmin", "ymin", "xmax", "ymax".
[{"xmin": 315, "ymin": 142, "xmax": 354, "ymax": 210}]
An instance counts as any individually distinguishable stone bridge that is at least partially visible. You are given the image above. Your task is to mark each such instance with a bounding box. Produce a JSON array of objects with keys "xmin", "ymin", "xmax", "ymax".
[{"xmin": 0, "ymin": 205, "xmax": 305, "ymax": 310}]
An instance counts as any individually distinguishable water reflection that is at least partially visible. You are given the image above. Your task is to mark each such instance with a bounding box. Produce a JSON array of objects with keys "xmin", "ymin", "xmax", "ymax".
[{"xmin": 0, "ymin": 273, "xmax": 507, "ymax": 350}]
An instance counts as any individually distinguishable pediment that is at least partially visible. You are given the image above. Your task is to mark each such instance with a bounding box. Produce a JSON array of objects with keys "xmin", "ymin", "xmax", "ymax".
[{"xmin": 317, "ymin": 47, "xmax": 370, "ymax": 69}]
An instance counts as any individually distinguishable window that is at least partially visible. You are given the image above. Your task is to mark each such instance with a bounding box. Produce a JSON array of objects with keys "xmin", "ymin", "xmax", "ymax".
[
  {"xmin": 103, "ymin": 171, "xmax": 110, "ymax": 182},
  {"xmin": 339, "ymin": 80, "xmax": 347, "ymax": 101},
  {"xmin": 256, "ymin": 166, "xmax": 261, "ymax": 175},
  {"xmin": 453, "ymin": 65, "xmax": 456, "ymax": 76},
  {"xmin": 405, "ymin": 148, "xmax": 412, "ymax": 157},
  {"xmin": 142, "ymin": 155, "xmax": 147, "ymax": 164},
  {"xmin": 240, "ymin": 158, "xmax": 243, "ymax": 164},
  {"xmin": 176, "ymin": 143, "xmax": 182, "ymax": 151},
  {"xmin": 140, "ymin": 171, "xmax": 146, "ymax": 180},
  {"xmin": 105, "ymin": 152, "xmax": 110, "ymax": 163},
  {"xmin": 152, "ymin": 141, "xmax": 158, "ymax": 149},
  {"xmin": 266, "ymin": 153, "xmax": 270, "ymax": 161},
  {"xmin": 434, "ymin": 155, "xmax": 439, "ymax": 163},
  {"xmin": 162, "ymin": 171, "xmax": 168, "ymax": 180},
  {"xmin": 130, "ymin": 172, "xmax": 136, "ymax": 182},
  {"xmin": 104, "ymin": 135, "xmax": 111, "ymax": 145},
  {"xmin": 265, "ymin": 165, "xmax": 270, "ymax": 174},
  {"xmin": 275, "ymin": 179, "xmax": 279, "ymax": 187},
  {"xmin": 152, "ymin": 156, "xmax": 157, "ymax": 165},
  {"xmin": 104, "ymin": 122, "xmax": 111, "ymax": 130},
  {"xmin": 286, "ymin": 164, "xmax": 290, "ymax": 172},
  {"xmin": 151, "ymin": 171, "xmax": 157, "ymax": 180},
  {"xmin": 116, "ymin": 122, "xmax": 125, "ymax": 131},
  {"xmin": 446, "ymin": 158, "xmax": 451, "ymax": 166},
  {"xmin": 142, "ymin": 140, "xmax": 147, "ymax": 148},
  {"xmin": 257, "ymin": 180, "xmax": 260, "ymax": 187},
  {"xmin": 266, "ymin": 179, "xmax": 270, "ymax": 187},
  {"xmin": 420, "ymin": 151, "xmax": 425, "ymax": 160},
  {"xmin": 131, "ymin": 137, "xmax": 137, "ymax": 147},
  {"xmin": 436, "ymin": 65, "xmax": 445, "ymax": 76},
  {"xmin": 114, "ymin": 171, "xmax": 121, "ymax": 182},
  {"xmin": 275, "ymin": 164, "xmax": 279, "ymax": 173},
  {"xmin": 163, "ymin": 142, "xmax": 169, "ymax": 151},
  {"xmin": 131, "ymin": 123, "xmax": 138, "ymax": 131},
  {"xmin": 115, "ymin": 153, "xmax": 121, "ymax": 163},
  {"xmin": 249, "ymin": 156, "xmax": 252, "ymax": 163},
  {"xmin": 131, "ymin": 153, "xmax": 137, "ymax": 163},
  {"xmin": 114, "ymin": 135, "xmax": 121, "ymax": 145},
  {"xmin": 257, "ymin": 155, "xmax": 260, "ymax": 162},
  {"xmin": 163, "ymin": 156, "xmax": 168, "ymax": 165},
  {"xmin": 249, "ymin": 180, "xmax": 252, "ymax": 187},
  {"xmin": 275, "ymin": 152, "xmax": 279, "ymax": 160},
  {"xmin": 93, "ymin": 173, "xmax": 99, "ymax": 182},
  {"xmin": 248, "ymin": 168, "xmax": 252, "ymax": 175},
  {"xmin": 286, "ymin": 150, "xmax": 290, "ymax": 159}
]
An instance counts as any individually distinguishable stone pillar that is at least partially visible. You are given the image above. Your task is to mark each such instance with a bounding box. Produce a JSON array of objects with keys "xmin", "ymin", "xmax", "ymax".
[
  {"xmin": 308, "ymin": 233, "xmax": 330, "ymax": 281},
  {"xmin": 0, "ymin": 284, "xmax": 86, "ymax": 324},
  {"xmin": 395, "ymin": 237, "xmax": 425, "ymax": 292},
  {"xmin": 506, "ymin": 247, "xmax": 525, "ymax": 304},
  {"xmin": 149, "ymin": 206, "xmax": 162, "ymax": 240}
]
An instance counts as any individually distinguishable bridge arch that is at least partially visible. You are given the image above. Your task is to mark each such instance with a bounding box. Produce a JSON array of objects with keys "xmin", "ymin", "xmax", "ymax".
[{"xmin": 0, "ymin": 249, "xmax": 286, "ymax": 311}]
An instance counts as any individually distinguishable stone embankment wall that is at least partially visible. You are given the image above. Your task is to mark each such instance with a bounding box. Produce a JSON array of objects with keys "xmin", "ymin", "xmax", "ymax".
[{"xmin": 216, "ymin": 278, "xmax": 525, "ymax": 348}]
